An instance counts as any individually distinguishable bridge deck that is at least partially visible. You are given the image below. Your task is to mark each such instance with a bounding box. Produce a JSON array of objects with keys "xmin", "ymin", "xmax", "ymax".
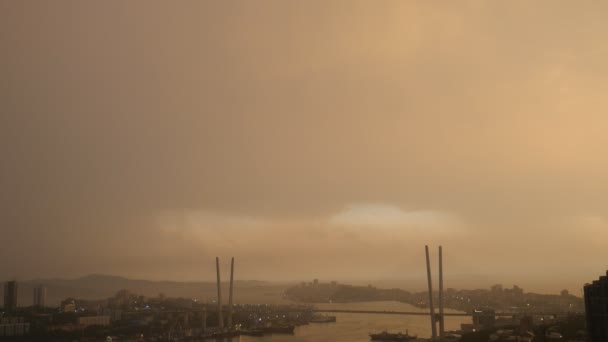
[{"xmin": 314, "ymin": 309, "xmax": 572, "ymax": 317}]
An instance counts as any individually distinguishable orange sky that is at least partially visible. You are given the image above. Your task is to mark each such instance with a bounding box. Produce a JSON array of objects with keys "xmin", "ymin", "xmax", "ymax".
[{"xmin": 2, "ymin": 1, "xmax": 608, "ymax": 294}]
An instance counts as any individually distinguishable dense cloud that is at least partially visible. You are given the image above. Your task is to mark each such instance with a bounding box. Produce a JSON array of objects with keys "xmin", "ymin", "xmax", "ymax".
[{"xmin": 2, "ymin": 1, "xmax": 608, "ymax": 293}]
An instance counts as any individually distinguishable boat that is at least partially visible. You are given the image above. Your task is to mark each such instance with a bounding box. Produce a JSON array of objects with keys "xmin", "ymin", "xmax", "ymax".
[
  {"xmin": 241, "ymin": 329, "xmax": 265, "ymax": 337},
  {"xmin": 211, "ymin": 330, "xmax": 241, "ymax": 338},
  {"xmin": 369, "ymin": 330, "xmax": 417, "ymax": 341},
  {"xmin": 310, "ymin": 315, "xmax": 337, "ymax": 323},
  {"xmin": 260, "ymin": 324, "xmax": 295, "ymax": 334}
]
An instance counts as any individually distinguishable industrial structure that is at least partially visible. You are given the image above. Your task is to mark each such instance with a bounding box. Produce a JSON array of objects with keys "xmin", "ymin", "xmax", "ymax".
[
  {"xmin": 228, "ymin": 257, "xmax": 234, "ymax": 328},
  {"xmin": 215, "ymin": 257, "xmax": 223, "ymax": 331},
  {"xmin": 215, "ymin": 256, "xmax": 236, "ymax": 332},
  {"xmin": 33, "ymin": 285, "xmax": 47, "ymax": 308},
  {"xmin": 425, "ymin": 246, "xmax": 445, "ymax": 341},
  {"xmin": 4, "ymin": 281, "xmax": 18, "ymax": 312}
]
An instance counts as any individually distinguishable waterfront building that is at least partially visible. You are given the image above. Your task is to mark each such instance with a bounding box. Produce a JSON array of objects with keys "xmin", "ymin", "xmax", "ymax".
[
  {"xmin": 78, "ymin": 316, "xmax": 111, "ymax": 327},
  {"xmin": 584, "ymin": 271, "xmax": 608, "ymax": 341},
  {"xmin": 472, "ymin": 309, "xmax": 495, "ymax": 329},
  {"xmin": 0, "ymin": 317, "xmax": 29, "ymax": 337}
]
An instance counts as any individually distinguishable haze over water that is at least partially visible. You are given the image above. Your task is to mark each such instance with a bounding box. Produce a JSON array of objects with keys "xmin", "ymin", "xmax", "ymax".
[{"xmin": 240, "ymin": 302, "xmax": 467, "ymax": 341}]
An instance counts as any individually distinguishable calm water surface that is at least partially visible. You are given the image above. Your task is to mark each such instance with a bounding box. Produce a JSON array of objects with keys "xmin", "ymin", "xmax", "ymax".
[{"xmin": 235, "ymin": 301, "xmax": 469, "ymax": 342}]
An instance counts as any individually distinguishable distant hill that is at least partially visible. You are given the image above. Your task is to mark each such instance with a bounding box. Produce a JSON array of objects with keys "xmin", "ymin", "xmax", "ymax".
[
  {"xmin": 286, "ymin": 283, "xmax": 411, "ymax": 303},
  {"xmin": 286, "ymin": 281, "xmax": 584, "ymax": 314},
  {"xmin": 6, "ymin": 274, "xmax": 293, "ymax": 307}
]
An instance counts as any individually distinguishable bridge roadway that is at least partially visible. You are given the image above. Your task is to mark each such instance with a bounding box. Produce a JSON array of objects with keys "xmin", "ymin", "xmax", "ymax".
[{"xmin": 313, "ymin": 309, "xmax": 570, "ymax": 317}]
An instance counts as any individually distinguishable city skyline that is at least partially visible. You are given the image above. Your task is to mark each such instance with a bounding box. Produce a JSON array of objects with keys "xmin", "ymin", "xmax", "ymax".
[{"xmin": 3, "ymin": 1, "xmax": 608, "ymax": 294}]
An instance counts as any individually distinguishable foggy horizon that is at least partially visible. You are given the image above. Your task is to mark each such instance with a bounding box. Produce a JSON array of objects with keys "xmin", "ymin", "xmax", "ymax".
[
  {"xmin": 6, "ymin": 270, "xmax": 588, "ymax": 298},
  {"xmin": 3, "ymin": 1, "xmax": 608, "ymax": 299}
]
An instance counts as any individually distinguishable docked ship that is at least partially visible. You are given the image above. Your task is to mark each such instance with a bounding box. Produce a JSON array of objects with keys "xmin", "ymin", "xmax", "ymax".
[
  {"xmin": 310, "ymin": 315, "xmax": 337, "ymax": 323},
  {"xmin": 260, "ymin": 324, "xmax": 295, "ymax": 334},
  {"xmin": 240, "ymin": 329, "xmax": 265, "ymax": 336},
  {"xmin": 210, "ymin": 330, "xmax": 241, "ymax": 338},
  {"xmin": 369, "ymin": 330, "xmax": 417, "ymax": 341}
]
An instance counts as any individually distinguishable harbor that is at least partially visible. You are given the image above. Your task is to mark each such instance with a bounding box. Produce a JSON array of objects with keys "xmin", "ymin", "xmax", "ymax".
[{"xmin": 235, "ymin": 305, "xmax": 468, "ymax": 342}]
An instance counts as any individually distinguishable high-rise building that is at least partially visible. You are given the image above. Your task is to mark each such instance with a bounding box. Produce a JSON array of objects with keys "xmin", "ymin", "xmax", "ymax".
[
  {"xmin": 4, "ymin": 281, "xmax": 18, "ymax": 312},
  {"xmin": 584, "ymin": 271, "xmax": 608, "ymax": 341},
  {"xmin": 33, "ymin": 285, "xmax": 47, "ymax": 308}
]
